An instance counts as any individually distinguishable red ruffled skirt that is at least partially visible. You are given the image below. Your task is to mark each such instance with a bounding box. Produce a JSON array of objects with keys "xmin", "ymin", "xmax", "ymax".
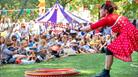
[{"xmin": 108, "ymin": 24, "xmax": 138, "ymax": 62}]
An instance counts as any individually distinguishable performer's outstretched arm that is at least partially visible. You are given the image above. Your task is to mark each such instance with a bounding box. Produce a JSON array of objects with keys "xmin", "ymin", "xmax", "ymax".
[{"xmin": 80, "ymin": 17, "xmax": 108, "ymax": 32}]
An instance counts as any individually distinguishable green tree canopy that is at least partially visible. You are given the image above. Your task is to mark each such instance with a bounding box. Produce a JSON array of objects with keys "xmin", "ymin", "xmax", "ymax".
[{"xmin": 0, "ymin": 0, "xmax": 137, "ymax": 21}]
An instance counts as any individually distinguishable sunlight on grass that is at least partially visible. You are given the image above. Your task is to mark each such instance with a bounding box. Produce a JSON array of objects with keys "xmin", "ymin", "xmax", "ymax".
[
  {"xmin": 40, "ymin": 63, "xmax": 72, "ymax": 66},
  {"xmin": 130, "ymin": 63, "xmax": 138, "ymax": 68},
  {"xmin": 79, "ymin": 69, "xmax": 96, "ymax": 74},
  {"xmin": 2, "ymin": 69, "xmax": 22, "ymax": 72}
]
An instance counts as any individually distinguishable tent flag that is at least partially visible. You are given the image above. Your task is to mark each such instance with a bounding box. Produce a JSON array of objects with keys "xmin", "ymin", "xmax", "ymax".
[{"xmin": 26, "ymin": 9, "xmax": 31, "ymax": 15}]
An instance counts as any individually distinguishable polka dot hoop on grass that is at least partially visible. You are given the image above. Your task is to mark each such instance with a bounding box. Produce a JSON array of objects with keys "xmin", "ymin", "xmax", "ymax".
[{"xmin": 25, "ymin": 68, "xmax": 80, "ymax": 77}]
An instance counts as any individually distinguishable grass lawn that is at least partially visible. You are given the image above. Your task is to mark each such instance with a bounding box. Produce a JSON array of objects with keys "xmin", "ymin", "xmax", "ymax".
[{"xmin": 0, "ymin": 53, "xmax": 138, "ymax": 77}]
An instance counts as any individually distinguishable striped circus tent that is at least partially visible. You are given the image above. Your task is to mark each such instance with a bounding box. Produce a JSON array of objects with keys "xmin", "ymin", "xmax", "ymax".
[{"xmin": 36, "ymin": 2, "xmax": 89, "ymax": 24}]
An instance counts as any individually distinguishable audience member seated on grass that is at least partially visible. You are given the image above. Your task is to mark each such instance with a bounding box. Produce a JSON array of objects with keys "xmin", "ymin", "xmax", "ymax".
[
  {"xmin": 80, "ymin": 41, "xmax": 95, "ymax": 53},
  {"xmin": 31, "ymin": 35, "xmax": 40, "ymax": 52},
  {"xmin": 13, "ymin": 40, "xmax": 35, "ymax": 64},
  {"xmin": 1, "ymin": 39, "xmax": 26, "ymax": 64},
  {"xmin": 79, "ymin": 40, "xmax": 90, "ymax": 54},
  {"xmin": 98, "ymin": 35, "xmax": 107, "ymax": 51},
  {"xmin": 15, "ymin": 40, "xmax": 40, "ymax": 64},
  {"xmin": 19, "ymin": 23, "xmax": 29, "ymax": 40},
  {"xmin": 18, "ymin": 40, "xmax": 30, "ymax": 55},
  {"xmin": 38, "ymin": 39, "xmax": 48, "ymax": 52},
  {"xmin": 70, "ymin": 39, "xmax": 80, "ymax": 54},
  {"xmin": 35, "ymin": 39, "xmax": 49, "ymax": 62},
  {"xmin": 89, "ymin": 41, "xmax": 99, "ymax": 54},
  {"xmin": 11, "ymin": 35, "xmax": 20, "ymax": 48},
  {"xmin": 89, "ymin": 35, "xmax": 101, "ymax": 51},
  {"xmin": 57, "ymin": 34, "xmax": 67, "ymax": 47}
]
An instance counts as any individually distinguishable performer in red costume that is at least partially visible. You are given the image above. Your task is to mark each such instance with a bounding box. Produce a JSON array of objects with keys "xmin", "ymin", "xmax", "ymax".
[{"xmin": 80, "ymin": 1, "xmax": 138, "ymax": 77}]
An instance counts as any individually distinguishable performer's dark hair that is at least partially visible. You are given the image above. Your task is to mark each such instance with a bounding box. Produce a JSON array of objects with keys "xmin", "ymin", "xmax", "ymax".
[{"xmin": 101, "ymin": 2, "xmax": 117, "ymax": 14}]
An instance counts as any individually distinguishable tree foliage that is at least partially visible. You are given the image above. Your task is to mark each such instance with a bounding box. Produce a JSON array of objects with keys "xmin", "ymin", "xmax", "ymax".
[
  {"xmin": 0, "ymin": 0, "xmax": 137, "ymax": 21},
  {"xmin": 68, "ymin": 0, "xmax": 138, "ymax": 19}
]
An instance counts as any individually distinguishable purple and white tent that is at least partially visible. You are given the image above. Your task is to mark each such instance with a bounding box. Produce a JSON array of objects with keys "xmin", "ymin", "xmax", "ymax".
[{"xmin": 36, "ymin": 2, "xmax": 89, "ymax": 24}]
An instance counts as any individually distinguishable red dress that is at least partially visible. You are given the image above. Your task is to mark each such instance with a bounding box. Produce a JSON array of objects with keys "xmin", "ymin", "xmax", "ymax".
[{"xmin": 90, "ymin": 14, "xmax": 138, "ymax": 62}]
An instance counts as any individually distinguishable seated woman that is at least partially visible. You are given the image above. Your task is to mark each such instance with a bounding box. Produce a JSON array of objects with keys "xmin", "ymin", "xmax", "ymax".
[
  {"xmin": 11, "ymin": 35, "xmax": 20, "ymax": 48},
  {"xmin": 79, "ymin": 40, "xmax": 91, "ymax": 54},
  {"xmin": 35, "ymin": 39, "xmax": 49, "ymax": 62},
  {"xmin": 2, "ymin": 39, "xmax": 26, "ymax": 64}
]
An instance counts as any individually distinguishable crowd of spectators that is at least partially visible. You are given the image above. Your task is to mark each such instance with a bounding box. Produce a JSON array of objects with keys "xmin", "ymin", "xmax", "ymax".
[{"xmin": 0, "ymin": 17, "xmax": 137, "ymax": 64}]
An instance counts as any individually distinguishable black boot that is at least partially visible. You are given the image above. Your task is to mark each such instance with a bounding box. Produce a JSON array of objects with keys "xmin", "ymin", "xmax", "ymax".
[{"xmin": 94, "ymin": 69, "xmax": 110, "ymax": 77}]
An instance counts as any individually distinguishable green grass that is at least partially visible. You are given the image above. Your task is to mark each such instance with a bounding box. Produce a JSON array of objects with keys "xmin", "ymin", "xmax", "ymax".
[{"xmin": 0, "ymin": 53, "xmax": 138, "ymax": 77}]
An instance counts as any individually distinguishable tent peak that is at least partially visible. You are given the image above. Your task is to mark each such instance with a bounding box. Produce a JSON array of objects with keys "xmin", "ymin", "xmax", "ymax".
[{"xmin": 56, "ymin": 0, "xmax": 59, "ymax": 3}]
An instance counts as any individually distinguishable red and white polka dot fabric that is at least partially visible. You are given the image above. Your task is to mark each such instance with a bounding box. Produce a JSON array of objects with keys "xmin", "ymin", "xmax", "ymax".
[{"xmin": 108, "ymin": 16, "xmax": 138, "ymax": 62}]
